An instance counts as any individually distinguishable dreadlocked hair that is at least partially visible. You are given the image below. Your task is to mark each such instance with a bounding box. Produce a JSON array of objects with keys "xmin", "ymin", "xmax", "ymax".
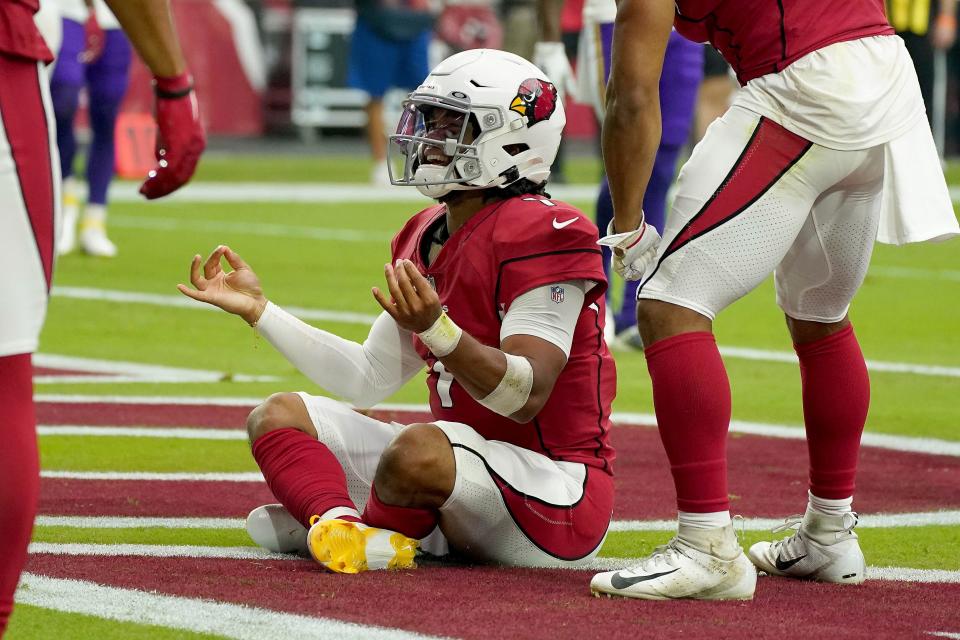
[{"xmin": 481, "ymin": 178, "xmax": 550, "ymax": 203}]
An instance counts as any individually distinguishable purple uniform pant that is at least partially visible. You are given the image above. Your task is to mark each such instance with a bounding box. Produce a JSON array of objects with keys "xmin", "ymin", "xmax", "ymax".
[
  {"xmin": 50, "ymin": 19, "xmax": 132, "ymax": 206},
  {"xmin": 595, "ymin": 31, "xmax": 704, "ymax": 334}
]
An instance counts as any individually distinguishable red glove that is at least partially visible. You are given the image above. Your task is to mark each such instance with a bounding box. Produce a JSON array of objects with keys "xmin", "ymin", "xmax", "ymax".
[
  {"xmin": 79, "ymin": 14, "xmax": 105, "ymax": 64},
  {"xmin": 140, "ymin": 73, "xmax": 206, "ymax": 200}
]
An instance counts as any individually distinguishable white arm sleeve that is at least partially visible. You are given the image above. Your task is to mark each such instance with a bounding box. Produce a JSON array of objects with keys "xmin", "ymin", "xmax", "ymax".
[
  {"xmin": 500, "ymin": 280, "xmax": 593, "ymax": 357},
  {"xmin": 256, "ymin": 302, "xmax": 424, "ymax": 408}
]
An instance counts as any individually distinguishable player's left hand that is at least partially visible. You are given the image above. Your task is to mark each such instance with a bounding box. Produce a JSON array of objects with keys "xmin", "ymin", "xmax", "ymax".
[
  {"xmin": 140, "ymin": 73, "xmax": 206, "ymax": 200},
  {"xmin": 372, "ymin": 259, "xmax": 442, "ymax": 333},
  {"xmin": 597, "ymin": 221, "xmax": 662, "ymax": 281},
  {"xmin": 79, "ymin": 14, "xmax": 105, "ymax": 64}
]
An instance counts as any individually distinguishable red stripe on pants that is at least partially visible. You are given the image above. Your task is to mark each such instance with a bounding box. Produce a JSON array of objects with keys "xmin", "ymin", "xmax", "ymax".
[
  {"xmin": 664, "ymin": 117, "xmax": 811, "ymax": 257},
  {"xmin": 0, "ymin": 54, "xmax": 55, "ymax": 290}
]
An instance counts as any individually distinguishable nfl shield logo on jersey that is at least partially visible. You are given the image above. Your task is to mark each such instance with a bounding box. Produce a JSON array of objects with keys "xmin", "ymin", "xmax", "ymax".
[{"xmin": 550, "ymin": 285, "xmax": 565, "ymax": 304}]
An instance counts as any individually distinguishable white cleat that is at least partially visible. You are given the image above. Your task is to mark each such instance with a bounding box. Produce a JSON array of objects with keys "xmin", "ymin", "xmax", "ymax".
[
  {"xmin": 591, "ymin": 525, "xmax": 757, "ymax": 600},
  {"xmin": 307, "ymin": 517, "xmax": 418, "ymax": 574},
  {"xmin": 79, "ymin": 220, "xmax": 118, "ymax": 257},
  {"xmin": 58, "ymin": 198, "xmax": 79, "ymax": 256},
  {"xmin": 245, "ymin": 504, "xmax": 309, "ymax": 555},
  {"xmin": 749, "ymin": 510, "xmax": 866, "ymax": 584}
]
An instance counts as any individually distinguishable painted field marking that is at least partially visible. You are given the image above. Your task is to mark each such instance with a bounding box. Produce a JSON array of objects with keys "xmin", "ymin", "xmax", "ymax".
[
  {"xmin": 870, "ymin": 265, "xmax": 960, "ymax": 283},
  {"xmin": 38, "ymin": 426, "xmax": 248, "ymax": 440},
  {"xmin": 91, "ymin": 180, "xmax": 960, "ymax": 206},
  {"xmin": 98, "ymin": 180, "xmax": 599, "ymax": 203},
  {"xmin": 32, "ymin": 397, "xmax": 960, "ymax": 458},
  {"xmin": 40, "ymin": 471, "xmax": 262, "ymax": 482},
  {"xmin": 16, "ymin": 573, "xmax": 442, "ymax": 640},
  {"xmin": 52, "ymin": 286, "xmax": 379, "ymax": 325},
  {"xmin": 49, "ymin": 287, "xmax": 960, "ymax": 378},
  {"xmin": 110, "ymin": 214, "xmax": 394, "ymax": 243},
  {"xmin": 36, "ymin": 516, "xmax": 245, "ymax": 529},
  {"xmin": 34, "ymin": 510, "xmax": 960, "ymax": 532},
  {"xmin": 24, "ymin": 544, "xmax": 960, "ymax": 583},
  {"xmin": 34, "ymin": 353, "xmax": 277, "ymax": 385}
]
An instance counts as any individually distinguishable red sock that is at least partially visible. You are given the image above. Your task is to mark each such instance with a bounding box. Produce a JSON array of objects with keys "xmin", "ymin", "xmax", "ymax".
[
  {"xmin": 0, "ymin": 354, "xmax": 40, "ymax": 634},
  {"xmin": 251, "ymin": 428, "xmax": 359, "ymax": 528},
  {"xmin": 645, "ymin": 332, "xmax": 731, "ymax": 513},
  {"xmin": 363, "ymin": 485, "xmax": 439, "ymax": 539},
  {"xmin": 795, "ymin": 325, "xmax": 869, "ymax": 499}
]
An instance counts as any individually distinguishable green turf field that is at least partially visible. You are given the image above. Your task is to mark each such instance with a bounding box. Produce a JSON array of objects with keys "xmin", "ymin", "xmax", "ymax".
[{"xmin": 11, "ymin": 153, "xmax": 960, "ymax": 638}]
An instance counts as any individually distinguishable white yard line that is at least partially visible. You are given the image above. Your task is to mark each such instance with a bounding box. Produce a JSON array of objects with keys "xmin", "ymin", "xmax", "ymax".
[
  {"xmin": 16, "ymin": 573, "xmax": 441, "ymax": 640},
  {"xmin": 610, "ymin": 410, "xmax": 960, "ymax": 457},
  {"xmin": 34, "ymin": 353, "xmax": 277, "ymax": 385},
  {"xmin": 101, "ymin": 180, "xmax": 598, "ymax": 203},
  {"xmin": 608, "ymin": 510, "xmax": 960, "ymax": 532},
  {"xmin": 52, "ymin": 286, "xmax": 379, "ymax": 325},
  {"xmin": 38, "ymin": 426, "xmax": 247, "ymax": 440},
  {"xmin": 110, "ymin": 214, "xmax": 394, "ymax": 243},
  {"xmin": 35, "ymin": 516, "xmax": 246, "ymax": 529},
  {"xmin": 869, "ymin": 265, "xmax": 960, "ymax": 283},
  {"xmin": 31, "ymin": 397, "xmax": 960, "ymax": 458},
  {"xmin": 587, "ymin": 557, "xmax": 960, "ymax": 582},
  {"xmin": 40, "ymin": 470, "xmax": 263, "ymax": 482},
  {"xmin": 36, "ymin": 393, "xmax": 265, "ymax": 405},
  {"xmin": 23, "ymin": 545, "xmax": 960, "ymax": 583},
  {"xmin": 50, "ymin": 286, "xmax": 960, "ymax": 378},
  {"xmin": 34, "ymin": 510, "xmax": 960, "ymax": 532}
]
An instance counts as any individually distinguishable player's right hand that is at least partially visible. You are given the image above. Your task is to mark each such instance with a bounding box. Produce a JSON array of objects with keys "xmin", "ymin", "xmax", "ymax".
[
  {"xmin": 177, "ymin": 245, "xmax": 267, "ymax": 325},
  {"xmin": 140, "ymin": 73, "xmax": 206, "ymax": 200},
  {"xmin": 597, "ymin": 221, "xmax": 662, "ymax": 281},
  {"xmin": 533, "ymin": 41, "xmax": 579, "ymax": 101}
]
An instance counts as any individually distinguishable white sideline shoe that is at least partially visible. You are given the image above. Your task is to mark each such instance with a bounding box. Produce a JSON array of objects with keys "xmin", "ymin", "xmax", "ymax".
[
  {"xmin": 80, "ymin": 220, "xmax": 117, "ymax": 257},
  {"xmin": 246, "ymin": 504, "xmax": 308, "ymax": 555},
  {"xmin": 58, "ymin": 194, "xmax": 79, "ymax": 256},
  {"xmin": 307, "ymin": 517, "xmax": 419, "ymax": 574},
  {"xmin": 590, "ymin": 524, "xmax": 757, "ymax": 600},
  {"xmin": 749, "ymin": 510, "xmax": 866, "ymax": 584}
]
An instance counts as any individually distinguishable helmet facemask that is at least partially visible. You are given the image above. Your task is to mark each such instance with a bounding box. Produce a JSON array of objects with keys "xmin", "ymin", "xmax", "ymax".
[{"xmin": 388, "ymin": 93, "xmax": 506, "ymax": 199}]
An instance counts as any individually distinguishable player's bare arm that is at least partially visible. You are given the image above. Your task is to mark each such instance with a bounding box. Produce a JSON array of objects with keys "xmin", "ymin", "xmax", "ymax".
[
  {"xmin": 102, "ymin": 0, "xmax": 185, "ymax": 76},
  {"xmin": 104, "ymin": 0, "xmax": 206, "ymax": 200},
  {"xmin": 177, "ymin": 245, "xmax": 267, "ymax": 325},
  {"xmin": 374, "ymin": 259, "xmax": 566, "ymax": 423},
  {"xmin": 604, "ymin": 0, "xmax": 673, "ymax": 233}
]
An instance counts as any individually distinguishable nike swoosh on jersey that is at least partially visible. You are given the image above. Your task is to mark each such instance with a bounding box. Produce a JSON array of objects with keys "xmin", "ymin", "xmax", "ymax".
[
  {"xmin": 609, "ymin": 567, "xmax": 680, "ymax": 589},
  {"xmin": 552, "ymin": 216, "xmax": 579, "ymax": 229},
  {"xmin": 774, "ymin": 554, "xmax": 807, "ymax": 571}
]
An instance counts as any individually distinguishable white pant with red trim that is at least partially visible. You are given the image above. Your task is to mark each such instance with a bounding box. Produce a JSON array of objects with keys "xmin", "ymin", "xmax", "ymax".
[
  {"xmin": 296, "ymin": 393, "xmax": 612, "ymax": 567},
  {"xmin": 0, "ymin": 58, "xmax": 60, "ymax": 357},
  {"xmin": 639, "ymin": 104, "xmax": 955, "ymax": 322}
]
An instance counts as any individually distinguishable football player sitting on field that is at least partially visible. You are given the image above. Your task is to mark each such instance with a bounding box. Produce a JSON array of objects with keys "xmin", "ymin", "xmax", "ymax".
[{"xmin": 178, "ymin": 49, "xmax": 617, "ymax": 573}]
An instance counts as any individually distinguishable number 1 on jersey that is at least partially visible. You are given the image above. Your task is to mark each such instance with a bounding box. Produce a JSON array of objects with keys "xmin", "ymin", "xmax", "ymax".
[{"xmin": 432, "ymin": 361, "xmax": 455, "ymax": 408}]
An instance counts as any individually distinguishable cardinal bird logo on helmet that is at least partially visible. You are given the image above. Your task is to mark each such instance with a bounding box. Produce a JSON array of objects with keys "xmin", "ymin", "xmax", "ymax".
[{"xmin": 509, "ymin": 78, "xmax": 558, "ymax": 127}]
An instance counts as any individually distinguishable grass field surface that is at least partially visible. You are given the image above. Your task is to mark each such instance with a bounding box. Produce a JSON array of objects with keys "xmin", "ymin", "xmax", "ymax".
[{"xmin": 11, "ymin": 153, "xmax": 960, "ymax": 639}]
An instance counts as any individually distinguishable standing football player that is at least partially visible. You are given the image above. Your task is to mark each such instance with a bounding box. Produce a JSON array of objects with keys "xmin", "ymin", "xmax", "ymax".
[
  {"xmin": 179, "ymin": 49, "xmax": 617, "ymax": 573},
  {"xmin": 0, "ymin": 0, "xmax": 203, "ymax": 633},
  {"xmin": 591, "ymin": 0, "xmax": 959, "ymax": 600}
]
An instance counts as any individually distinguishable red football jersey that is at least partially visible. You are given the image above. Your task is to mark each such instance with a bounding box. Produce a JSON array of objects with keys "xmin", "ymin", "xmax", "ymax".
[
  {"xmin": 0, "ymin": 0, "xmax": 54, "ymax": 63},
  {"xmin": 390, "ymin": 195, "xmax": 617, "ymax": 473},
  {"xmin": 674, "ymin": 0, "xmax": 892, "ymax": 84}
]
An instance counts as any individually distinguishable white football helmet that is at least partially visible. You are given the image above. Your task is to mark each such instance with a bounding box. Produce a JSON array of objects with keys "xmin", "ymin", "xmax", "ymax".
[{"xmin": 388, "ymin": 48, "xmax": 566, "ymax": 199}]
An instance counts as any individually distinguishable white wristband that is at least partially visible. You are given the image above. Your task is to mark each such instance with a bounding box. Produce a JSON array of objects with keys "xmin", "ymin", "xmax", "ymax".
[
  {"xmin": 478, "ymin": 352, "xmax": 534, "ymax": 417},
  {"xmin": 417, "ymin": 312, "xmax": 463, "ymax": 357}
]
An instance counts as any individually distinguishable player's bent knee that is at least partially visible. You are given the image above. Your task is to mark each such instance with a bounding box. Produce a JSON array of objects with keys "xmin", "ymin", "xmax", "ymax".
[
  {"xmin": 636, "ymin": 298, "xmax": 712, "ymax": 346},
  {"xmin": 246, "ymin": 392, "xmax": 315, "ymax": 443},
  {"xmin": 375, "ymin": 423, "xmax": 455, "ymax": 505}
]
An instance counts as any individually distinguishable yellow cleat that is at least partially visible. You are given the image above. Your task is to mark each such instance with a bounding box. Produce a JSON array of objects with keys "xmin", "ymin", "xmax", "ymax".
[{"xmin": 307, "ymin": 517, "xmax": 419, "ymax": 574}]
